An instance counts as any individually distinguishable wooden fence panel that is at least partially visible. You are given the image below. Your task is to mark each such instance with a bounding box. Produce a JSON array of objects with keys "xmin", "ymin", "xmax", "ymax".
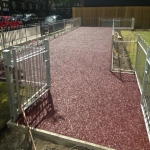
[
  {"xmin": 108, "ymin": 7, "xmax": 120, "ymax": 18},
  {"xmin": 72, "ymin": 6, "xmax": 150, "ymax": 28},
  {"xmin": 141, "ymin": 7, "xmax": 150, "ymax": 28},
  {"xmin": 131, "ymin": 6, "xmax": 143, "ymax": 28}
]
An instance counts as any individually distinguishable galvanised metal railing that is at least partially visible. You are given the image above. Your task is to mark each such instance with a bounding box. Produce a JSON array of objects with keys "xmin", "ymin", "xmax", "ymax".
[
  {"xmin": 111, "ymin": 29, "xmax": 150, "ymax": 141},
  {"xmin": 2, "ymin": 40, "xmax": 50, "ymax": 122},
  {"xmin": 135, "ymin": 35, "xmax": 149, "ymax": 93},
  {"xmin": 1, "ymin": 17, "xmax": 81, "ymax": 122},
  {"xmin": 135, "ymin": 37, "xmax": 150, "ymax": 142},
  {"xmin": 111, "ymin": 35, "xmax": 137, "ymax": 73},
  {"xmin": 40, "ymin": 17, "xmax": 81, "ymax": 36},
  {"xmin": 111, "ymin": 19, "xmax": 136, "ymax": 73},
  {"xmin": 0, "ymin": 17, "xmax": 82, "ymax": 52},
  {"xmin": 0, "ymin": 24, "xmax": 41, "ymax": 51},
  {"xmin": 0, "ymin": 17, "xmax": 81, "ymax": 82},
  {"xmin": 99, "ymin": 17, "xmax": 134, "ymax": 29}
]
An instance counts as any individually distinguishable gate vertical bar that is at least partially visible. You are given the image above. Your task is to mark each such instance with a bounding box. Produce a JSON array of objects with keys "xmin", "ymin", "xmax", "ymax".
[
  {"xmin": 44, "ymin": 40, "xmax": 50, "ymax": 88},
  {"xmin": 2, "ymin": 50, "xmax": 17, "ymax": 122},
  {"xmin": 12, "ymin": 49, "xmax": 21, "ymax": 113},
  {"xmin": 111, "ymin": 29, "xmax": 114, "ymax": 71}
]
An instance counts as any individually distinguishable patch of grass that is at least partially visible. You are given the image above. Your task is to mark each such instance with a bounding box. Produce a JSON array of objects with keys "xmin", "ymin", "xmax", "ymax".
[
  {"xmin": 0, "ymin": 82, "xmax": 9, "ymax": 130},
  {"xmin": 133, "ymin": 30, "xmax": 150, "ymax": 46},
  {"xmin": 120, "ymin": 30, "xmax": 150, "ymax": 68},
  {"xmin": 0, "ymin": 81, "xmax": 40, "ymax": 131},
  {"xmin": 120, "ymin": 30, "xmax": 150, "ymax": 88}
]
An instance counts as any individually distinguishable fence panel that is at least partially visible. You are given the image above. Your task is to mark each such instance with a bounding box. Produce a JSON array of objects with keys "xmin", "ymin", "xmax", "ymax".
[
  {"xmin": 0, "ymin": 18, "xmax": 81, "ymax": 82},
  {"xmin": 72, "ymin": 17, "xmax": 81, "ymax": 27},
  {"xmin": 111, "ymin": 21, "xmax": 136, "ymax": 73},
  {"xmin": 99, "ymin": 18, "xmax": 113, "ymax": 27},
  {"xmin": 72, "ymin": 6, "xmax": 150, "ymax": 28},
  {"xmin": 111, "ymin": 40, "xmax": 136, "ymax": 72},
  {"xmin": 2, "ymin": 40, "xmax": 50, "ymax": 122},
  {"xmin": 140, "ymin": 46, "xmax": 150, "ymax": 142},
  {"xmin": 99, "ymin": 18, "xmax": 134, "ymax": 29},
  {"xmin": 0, "ymin": 24, "xmax": 41, "ymax": 51},
  {"xmin": 135, "ymin": 35, "xmax": 148, "ymax": 92}
]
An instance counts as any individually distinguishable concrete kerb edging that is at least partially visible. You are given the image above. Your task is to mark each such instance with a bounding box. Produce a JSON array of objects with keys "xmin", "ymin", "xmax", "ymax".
[{"xmin": 7, "ymin": 120, "xmax": 115, "ymax": 150}]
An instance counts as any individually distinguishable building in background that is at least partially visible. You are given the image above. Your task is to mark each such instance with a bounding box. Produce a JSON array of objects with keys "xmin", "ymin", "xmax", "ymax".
[
  {"xmin": 0, "ymin": 0, "xmax": 84, "ymax": 19},
  {"xmin": 51, "ymin": 0, "xmax": 84, "ymax": 19},
  {"xmin": 0, "ymin": 0, "xmax": 47, "ymax": 18},
  {"xmin": 0, "ymin": 0, "xmax": 10, "ymax": 16}
]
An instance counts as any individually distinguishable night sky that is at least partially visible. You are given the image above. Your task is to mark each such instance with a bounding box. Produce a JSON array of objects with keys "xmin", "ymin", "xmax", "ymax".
[{"xmin": 84, "ymin": 0, "xmax": 150, "ymax": 6}]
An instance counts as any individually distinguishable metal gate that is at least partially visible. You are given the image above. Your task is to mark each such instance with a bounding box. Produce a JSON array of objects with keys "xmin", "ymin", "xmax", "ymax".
[
  {"xmin": 2, "ymin": 40, "xmax": 50, "ymax": 122},
  {"xmin": 141, "ymin": 46, "xmax": 150, "ymax": 141}
]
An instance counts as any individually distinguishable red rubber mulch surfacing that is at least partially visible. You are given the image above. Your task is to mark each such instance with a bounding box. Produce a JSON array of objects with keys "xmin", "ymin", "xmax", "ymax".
[{"xmin": 17, "ymin": 27, "xmax": 150, "ymax": 150}]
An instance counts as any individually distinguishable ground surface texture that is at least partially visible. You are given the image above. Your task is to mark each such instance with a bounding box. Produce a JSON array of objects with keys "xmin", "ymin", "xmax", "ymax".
[{"xmin": 17, "ymin": 27, "xmax": 150, "ymax": 150}]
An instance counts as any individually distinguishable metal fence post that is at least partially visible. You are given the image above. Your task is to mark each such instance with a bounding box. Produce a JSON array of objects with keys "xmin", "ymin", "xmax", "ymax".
[
  {"xmin": 79, "ymin": 17, "xmax": 81, "ymax": 26},
  {"xmin": 12, "ymin": 49, "xmax": 21, "ymax": 113},
  {"xmin": 2, "ymin": 50, "xmax": 17, "ymax": 122},
  {"xmin": 25, "ymin": 28, "xmax": 27, "ymax": 42},
  {"xmin": 53, "ymin": 23, "xmax": 55, "ymax": 38},
  {"xmin": 44, "ymin": 40, "xmax": 50, "ymax": 88},
  {"xmin": 36, "ymin": 23, "xmax": 38, "ymax": 39},
  {"xmin": 119, "ymin": 18, "xmax": 120, "ymax": 27},
  {"xmin": 63, "ymin": 19, "xmax": 66, "ymax": 33},
  {"xmin": 113, "ymin": 18, "xmax": 114, "ymax": 29},
  {"xmin": 111, "ymin": 29, "xmax": 114, "ymax": 71},
  {"xmin": 40, "ymin": 22, "xmax": 44, "ymax": 36},
  {"xmin": 1, "ymin": 27, "xmax": 5, "ymax": 49},
  {"xmin": 134, "ymin": 34, "xmax": 140, "ymax": 71},
  {"xmin": 71, "ymin": 18, "xmax": 73, "ymax": 30},
  {"xmin": 98, "ymin": 17, "xmax": 100, "ymax": 27},
  {"xmin": 132, "ymin": 18, "xmax": 135, "ymax": 30}
]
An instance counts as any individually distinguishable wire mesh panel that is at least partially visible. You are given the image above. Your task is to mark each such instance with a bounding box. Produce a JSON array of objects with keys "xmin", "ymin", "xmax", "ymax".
[
  {"xmin": 3, "ymin": 40, "xmax": 50, "ymax": 121},
  {"xmin": 111, "ymin": 30, "xmax": 136, "ymax": 73},
  {"xmin": 72, "ymin": 17, "xmax": 81, "ymax": 28},
  {"xmin": 141, "ymin": 47, "xmax": 150, "ymax": 142},
  {"xmin": 40, "ymin": 18, "xmax": 81, "ymax": 37},
  {"xmin": 65, "ymin": 19, "xmax": 72, "ymax": 31},
  {"xmin": 99, "ymin": 18, "xmax": 134, "ymax": 29},
  {"xmin": 99, "ymin": 18, "xmax": 113, "ymax": 27},
  {"xmin": 135, "ymin": 35, "xmax": 148, "ymax": 92},
  {"xmin": 114, "ymin": 18, "xmax": 134, "ymax": 29}
]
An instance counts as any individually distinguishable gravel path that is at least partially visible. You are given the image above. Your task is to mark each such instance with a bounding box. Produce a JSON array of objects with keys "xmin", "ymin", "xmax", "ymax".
[{"xmin": 17, "ymin": 27, "xmax": 150, "ymax": 150}]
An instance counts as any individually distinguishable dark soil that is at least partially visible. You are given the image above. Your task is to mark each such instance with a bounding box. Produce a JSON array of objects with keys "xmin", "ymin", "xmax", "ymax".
[
  {"xmin": 0, "ymin": 126, "xmax": 71, "ymax": 150},
  {"xmin": 112, "ymin": 30, "xmax": 133, "ymax": 72}
]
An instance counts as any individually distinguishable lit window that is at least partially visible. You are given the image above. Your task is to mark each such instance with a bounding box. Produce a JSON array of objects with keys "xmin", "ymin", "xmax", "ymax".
[
  {"xmin": 36, "ymin": 4, "xmax": 38, "ymax": 10},
  {"xmin": 30, "ymin": 3, "xmax": 32, "ymax": 10},
  {"xmin": 12, "ymin": 1, "xmax": 16, "ymax": 9},
  {"xmin": 22, "ymin": 2, "xmax": 25, "ymax": 9}
]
